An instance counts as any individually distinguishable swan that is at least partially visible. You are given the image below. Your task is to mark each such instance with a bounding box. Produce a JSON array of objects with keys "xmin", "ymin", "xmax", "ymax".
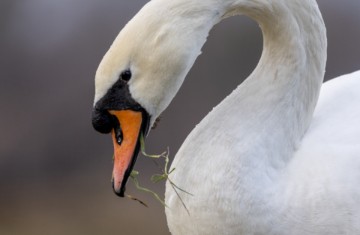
[{"xmin": 91, "ymin": 0, "xmax": 360, "ymax": 234}]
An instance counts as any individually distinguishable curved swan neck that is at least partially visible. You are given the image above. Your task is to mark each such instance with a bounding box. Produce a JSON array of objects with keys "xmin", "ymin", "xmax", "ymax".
[
  {"xmin": 234, "ymin": 0, "xmax": 327, "ymax": 146},
  {"xmin": 133, "ymin": 0, "xmax": 326, "ymax": 127},
  {"xmin": 213, "ymin": 1, "xmax": 327, "ymax": 167},
  {"xmin": 152, "ymin": 0, "xmax": 327, "ymax": 160}
]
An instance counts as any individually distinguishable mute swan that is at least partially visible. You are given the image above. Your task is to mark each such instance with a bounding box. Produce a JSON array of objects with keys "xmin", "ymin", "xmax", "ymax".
[{"xmin": 92, "ymin": 0, "xmax": 360, "ymax": 234}]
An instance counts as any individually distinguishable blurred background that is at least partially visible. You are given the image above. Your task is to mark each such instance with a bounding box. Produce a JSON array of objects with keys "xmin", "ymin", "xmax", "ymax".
[{"xmin": 0, "ymin": 0, "xmax": 359, "ymax": 234}]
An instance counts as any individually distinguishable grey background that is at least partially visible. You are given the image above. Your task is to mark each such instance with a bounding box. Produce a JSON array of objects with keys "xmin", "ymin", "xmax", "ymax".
[{"xmin": 1, "ymin": 0, "xmax": 359, "ymax": 234}]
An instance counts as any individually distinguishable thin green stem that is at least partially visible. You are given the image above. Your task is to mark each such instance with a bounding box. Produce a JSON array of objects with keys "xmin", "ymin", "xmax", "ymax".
[{"xmin": 125, "ymin": 133, "xmax": 193, "ymax": 213}]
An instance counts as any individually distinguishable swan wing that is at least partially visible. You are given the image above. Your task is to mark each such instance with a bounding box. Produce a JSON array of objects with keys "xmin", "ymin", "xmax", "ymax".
[
  {"xmin": 280, "ymin": 71, "xmax": 360, "ymax": 233},
  {"xmin": 304, "ymin": 70, "xmax": 360, "ymax": 152},
  {"xmin": 293, "ymin": 71, "xmax": 360, "ymax": 174}
]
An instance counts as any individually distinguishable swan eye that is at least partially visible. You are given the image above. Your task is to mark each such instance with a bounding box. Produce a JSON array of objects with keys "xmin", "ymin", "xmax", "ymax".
[{"xmin": 120, "ymin": 69, "xmax": 132, "ymax": 82}]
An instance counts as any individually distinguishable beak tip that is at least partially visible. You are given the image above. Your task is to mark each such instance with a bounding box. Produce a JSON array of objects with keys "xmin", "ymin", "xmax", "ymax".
[{"xmin": 112, "ymin": 180, "xmax": 126, "ymax": 197}]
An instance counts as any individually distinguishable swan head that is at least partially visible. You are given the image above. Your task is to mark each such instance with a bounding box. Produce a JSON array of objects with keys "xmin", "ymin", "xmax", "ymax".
[{"xmin": 91, "ymin": 1, "xmax": 207, "ymax": 196}]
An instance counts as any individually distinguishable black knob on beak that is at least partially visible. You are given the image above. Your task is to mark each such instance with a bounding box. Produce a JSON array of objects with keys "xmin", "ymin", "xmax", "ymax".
[{"xmin": 92, "ymin": 108, "xmax": 113, "ymax": 134}]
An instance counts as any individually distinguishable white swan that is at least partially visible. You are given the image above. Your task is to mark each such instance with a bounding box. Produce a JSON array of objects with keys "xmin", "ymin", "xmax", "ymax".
[{"xmin": 92, "ymin": 0, "xmax": 360, "ymax": 234}]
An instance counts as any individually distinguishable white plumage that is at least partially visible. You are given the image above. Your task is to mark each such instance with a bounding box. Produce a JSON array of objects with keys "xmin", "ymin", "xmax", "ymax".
[{"xmin": 94, "ymin": 0, "xmax": 360, "ymax": 234}]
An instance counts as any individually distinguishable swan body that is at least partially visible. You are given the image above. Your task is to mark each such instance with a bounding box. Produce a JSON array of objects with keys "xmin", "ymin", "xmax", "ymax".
[
  {"xmin": 92, "ymin": 0, "xmax": 360, "ymax": 234},
  {"xmin": 165, "ymin": 70, "xmax": 360, "ymax": 235}
]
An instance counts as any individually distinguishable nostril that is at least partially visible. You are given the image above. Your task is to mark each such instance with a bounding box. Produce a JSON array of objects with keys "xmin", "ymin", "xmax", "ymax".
[
  {"xmin": 92, "ymin": 108, "xmax": 113, "ymax": 134},
  {"xmin": 113, "ymin": 117, "xmax": 123, "ymax": 145}
]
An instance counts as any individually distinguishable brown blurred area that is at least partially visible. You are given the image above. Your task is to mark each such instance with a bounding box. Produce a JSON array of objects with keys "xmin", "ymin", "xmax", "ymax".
[{"xmin": 0, "ymin": 0, "xmax": 359, "ymax": 234}]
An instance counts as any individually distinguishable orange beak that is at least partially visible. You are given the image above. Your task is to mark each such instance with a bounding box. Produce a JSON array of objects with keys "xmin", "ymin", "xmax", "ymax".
[{"xmin": 108, "ymin": 110, "xmax": 145, "ymax": 197}]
